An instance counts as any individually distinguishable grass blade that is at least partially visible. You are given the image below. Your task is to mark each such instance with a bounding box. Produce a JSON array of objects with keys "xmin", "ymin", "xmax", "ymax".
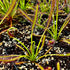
[
  {"xmin": 60, "ymin": 38, "xmax": 70, "ymax": 44},
  {"xmin": 46, "ymin": 0, "xmax": 55, "ymax": 29},
  {"xmin": 7, "ymin": 27, "xmax": 31, "ymax": 56},
  {"xmin": 37, "ymin": 53, "xmax": 70, "ymax": 60},
  {"xmin": 19, "ymin": 0, "xmax": 25, "ymax": 10},
  {"xmin": 32, "ymin": 4, "xmax": 38, "ymax": 31},
  {"xmin": 13, "ymin": 37, "xmax": 31, "ymax": 56},
  {"xmin": 58, "ymin": 15, "xmax": 70, "ymax": 38},
  {"xmin": 0, "ymin": 0, "xmax": 17, "ymax": 25},
  {"xmin": 18, "ymin": 8, "xmax": 33, "ymax": 23},
  {"xmin": 0, "ymin": 1, "xmax": 6, "ymax": 12},
  {"xmin": 35, "ymin": 63, "xmax": 44, "ymax": 70},
  {"xmin": 0, "ymin": 55, "xmax": 21, "ymax": 62},
  {"xmin": 55, "ymin": 0, "xmax": 59, "ymax": 38},
  {"xmin": 15, "ymin": 44, "xmax": 28, "ymax": 55},
  {"xmin": 3, "ymin": 0, "xmax": 9, "ymax": 10},
  {"xmin": 11, "ymin": 0, "xmax": 19, "ymax": 18},
  {"xmin": 36, "ymin": 35, "xmax": 46, "ymax": 56},
  {"xmin": 47, "ymin": 29, "xmax": 54, "ymax": 37},
  {"xmin": 30, "ymin": 4, "xmax": 38, "ymax": 54}
]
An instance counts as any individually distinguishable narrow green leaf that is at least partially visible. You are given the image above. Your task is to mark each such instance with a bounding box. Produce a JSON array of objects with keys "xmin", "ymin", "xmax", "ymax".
[
  {"xmin": 36, "ymin": 35, "xmax": 46, "ymax": 56},
  {"xmin": 37, "ymin": 53, "xmax": 70, "ymax": 60},
  {"xmin": 30, "ymin": 4, "xmax": 38, "ymax": 54},
  {"xmin": 58, "ymin": 15, "xmax": 70, "ymax": 38},
  {"xmin": 7, "ymin": 27, "xmax": 31, "ymax": 56},
  {"xmin": 9, "ymin": 0, "xmax": 12, "ymax": 4},
  {"xmin": 55, "ymin": 0, "xmax": 59, "ymax": 37},
  {"xmin": 11, "ymin": 0, "xmax": 19, "ymax": 18},
  {"xmin": 61, "ymin": 38, "xmax": 70, "ymax": 44},
  {"xmin": 19, "ymin": 0, "xmax": 25, "ymax": 10},
  {"xmin": 47, "ymin": 29, "xmax": 54, "ymax": 38},
  {"xmin": 32, "ymin": 4, "xmax": 38, "ymax": 30},
  {"xmin": 18, "ymin": 8, "xmax": 33, "ymax": 23},
  {"xmin": 15, "ymin": 44, "xmax": 28, "ymax": 55},
  {"xmin": 52, "ymin": 14, "xmax": 56, "ymax": 34},
  {"xmin": 0, "ymin": 55, "xmax": 21, "ymax": 62},
  {"xmin": 45, "ymin": 0, "xmax": 55, "ymax": 29},
  {"xmin": 0, "ymin": 1, "xmax": 6, "ymax": 12},
  {"xmin": 13, "ymin": 38, "xmax": 31, "ymax": 56},
  {"xmin": 35, "ymin": 63, "xmax": 44, "ymax": 70},
  {"xmin": 0, "ymin": 11, "xmax": 5, "ymax": 15},
  {"xmin": 3, "ymin": 0, "xmax": 9, "ymax": 11},
  {"xmin": 31, "ymin": 41, "xmax": 35, "ymax": 60},
  {"xmin": 0, "ymin": 0, "xmax": 17, "ymax": 25}
]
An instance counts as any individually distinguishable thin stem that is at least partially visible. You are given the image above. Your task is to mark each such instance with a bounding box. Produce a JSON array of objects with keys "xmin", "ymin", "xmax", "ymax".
[
  {"xmin": 44, "ymin": 46, "xmax": 52, "ymax": 55},
  {"xmin": 13, "ymin": 37, "xmax": 31, "ymax": 56},
  {"xmin": 37, "ymin": 53, "xmax": 70, "ymax": 61},
  {"xmin": 30, "ymin": 4, "xmax": 38, "ymax": 54},
  {"xmin": 55, "ymin": 0, "xmax": 58, "ymax": 40}
]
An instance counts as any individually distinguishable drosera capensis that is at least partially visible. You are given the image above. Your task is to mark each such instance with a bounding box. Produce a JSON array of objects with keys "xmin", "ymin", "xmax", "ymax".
[
  {"xmin": 7, "ymin": 26, "xmax": 70, "ymax": 69},
  {"xmin": 7, "ymin": 5, "xmax": 46, "ymax": 62},
  {"xmin": 18, "ymin": 8, "xmax": 45, "ymax": 29},
  {"xmin": 47, "ymin": 0, "xmax": 70, "ymax": 41},
  {"xmin": 6, "ymin": 5, "xmax": 46, "ymax": 69},
  {"xmin": 19, "ymin": 0, "xmax": 35, "ymax": 11},
  {"xmin": 0, "ymin": 4, "xmax": 55, "ymax": 69},
  {"xmin": 0, "ymin": 0, "xmax": 19, "ymax": 27},
  {"xmin": 0, "ymin": 0, "xmax": 70, "ymax": 70}
]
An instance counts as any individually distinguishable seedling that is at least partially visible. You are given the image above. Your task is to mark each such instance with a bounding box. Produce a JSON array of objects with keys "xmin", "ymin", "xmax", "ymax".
[
  {"xmin": 47, "ymin": 0, "xmax": 70, "ymax": 40},
  {"xmin": 18, "ymin": 8, "xmax": 45, "ymax": 29},
  {"xmin": 0, "ymin": 1, "xmax": 70, "ymax": 70},
  {"xmin": 19, "ymin": 0, "xmax": 34, "ymax": 11},
  {"xmin": 36, "ymin": 0, "xmax": 51, "ymax": 26},
  {"xmin": 0, "ymin": 0, "xmax": 19, "ymax": 27}
]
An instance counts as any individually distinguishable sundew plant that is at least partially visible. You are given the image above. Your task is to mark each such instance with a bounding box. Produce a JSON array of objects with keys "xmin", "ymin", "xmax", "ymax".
[
  {"xmin": 0, "ymin": 0, "xmax": 18, "ymax": 27},
  {"xmin": 19, "ymin": 0, "xmax": 34, "ymax": 11},
  {"xmin": 46, "ymin": 0, "xmax": 70, "ymax": 40},
  {"xmin": 0, "ymin": 0, "xmax": 70, "ymax": 70}
]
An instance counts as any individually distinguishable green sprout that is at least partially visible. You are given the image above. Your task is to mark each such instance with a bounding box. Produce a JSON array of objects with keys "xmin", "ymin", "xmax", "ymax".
[
  {"xmin": 7, "ymin": 4, "xmax": 46, "ymax": 62},
  {"xmin": 0, "ymin": 0, "xmax": 19, "ymax": 27},
  {"xmin": 0, "ymin": 0, "xmax": 70, "ymax": 70},
  {"xmin": 19, "ymin": 0, "xmax": 34, "ymax": 11},
  {"xmin": 63, "ymin": 0, "xmax": 70, "ymax": 14},
  {"xmin": 6, "ymin": 4, "xmax": 70, "ymax": 69},
  {"xmin": 18, "ymin": 8, "xmax": 45, "ymax": 29},
  {"xmin": 37, "ymin": 0, "xmax": 51, "ymax": 25},
  {"xmin": 47, "ymin": 0, "xmax": 70, "ymax": 40}
]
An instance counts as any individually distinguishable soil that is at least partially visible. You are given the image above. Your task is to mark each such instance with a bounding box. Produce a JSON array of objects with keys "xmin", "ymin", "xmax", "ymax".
[
  {"xmin": 0, "ymin": 1, "xmax": 70, "ymax": 70},
  {"xmin": 0, "ymin": 14, "xmax": 70, "ymax": 70}
]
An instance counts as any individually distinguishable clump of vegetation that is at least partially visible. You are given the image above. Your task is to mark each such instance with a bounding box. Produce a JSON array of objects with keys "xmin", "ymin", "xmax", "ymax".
[
  {"xmin": 0, "ymin": 0, "xmax": 18, "ymax": 27},
  {"xmin": 0, "ymin": 0, "xmax": 70, "ymax": 70}
]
